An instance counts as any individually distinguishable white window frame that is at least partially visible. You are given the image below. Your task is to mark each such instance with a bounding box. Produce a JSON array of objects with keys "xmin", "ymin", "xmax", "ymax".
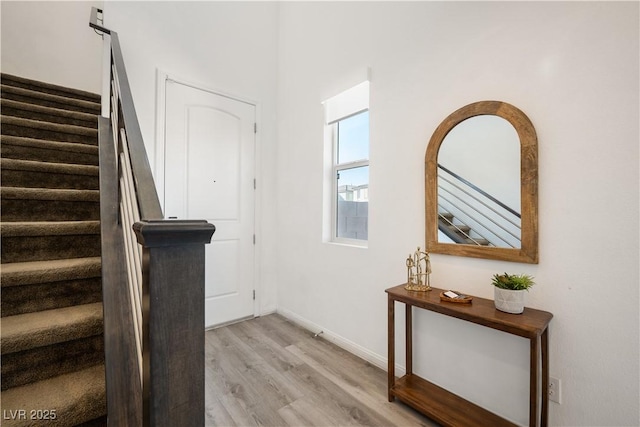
[{"xmin": 323, "ymin": 81, "xmax": 370, "ymax": 247}]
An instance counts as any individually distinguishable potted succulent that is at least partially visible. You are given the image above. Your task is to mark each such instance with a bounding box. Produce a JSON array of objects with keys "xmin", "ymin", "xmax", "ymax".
[{"xmin": 491, "ymin": 272, "xmax": 535, "ymax": 314}]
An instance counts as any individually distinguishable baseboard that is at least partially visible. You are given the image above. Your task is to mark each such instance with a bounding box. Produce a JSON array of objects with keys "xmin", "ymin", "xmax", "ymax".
[
  {"xmin": 276, "ymin": 307, "xmax": 406, "ymax": 376},
  {"xmin": 205, "ymin": 306, "xmax": 277, "ymax": 331},
  {"xmin": 259, "ymin": 305, "xmax": 277, "ymax": 317}
]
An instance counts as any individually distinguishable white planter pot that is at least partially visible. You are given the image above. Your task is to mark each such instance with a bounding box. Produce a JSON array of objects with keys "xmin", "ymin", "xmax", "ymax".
[{"xmin": 494, "ymin": 288, "xmax": 527, "ymax": 314}]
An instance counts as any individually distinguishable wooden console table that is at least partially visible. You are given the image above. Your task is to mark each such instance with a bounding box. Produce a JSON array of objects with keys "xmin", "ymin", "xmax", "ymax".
[{"xmin": 386, "ymin": 284, "xmax": 553, "ymax": 427}]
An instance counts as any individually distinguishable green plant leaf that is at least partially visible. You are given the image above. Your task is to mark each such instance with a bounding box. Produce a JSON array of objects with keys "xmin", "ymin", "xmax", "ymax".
[{"xmin": 491, "ymin": 273, "xmax": 534, "ymax": 290}]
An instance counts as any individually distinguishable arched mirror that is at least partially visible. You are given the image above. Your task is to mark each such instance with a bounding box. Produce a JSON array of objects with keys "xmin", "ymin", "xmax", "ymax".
[{"xmin": 425, "ymin": 101, "xmax": 538, "ymax": 263}]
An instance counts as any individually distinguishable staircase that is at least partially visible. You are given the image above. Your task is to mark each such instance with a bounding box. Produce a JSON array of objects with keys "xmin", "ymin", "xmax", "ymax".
[
  {"xmin": 438, "ymin": 212, "xmax": 490, "ymax": 246},
  {"xmin": 1, "ymin": 74, "xmax": 107, "ymax": 426}
]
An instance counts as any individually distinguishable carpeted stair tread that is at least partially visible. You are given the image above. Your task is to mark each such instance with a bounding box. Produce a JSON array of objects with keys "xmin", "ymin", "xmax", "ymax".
[
  {"xmin": 1, "ymin": 334, "xmax": 104, "ymax": 391},
  {"xmin": 1, "ymin": 135, "xmax": 99, "ymax": 155},
  {"xmin": 1, "ymin": 220, "xmax": 100, "ymax": 237},
  {"xmin": 0, "ymin": 364, "xmax": 106, "ymax": 427},
  {"xmin": 1, "ymin": 158, "xmax": 99, "ymax": 190},
  {"xmin": 1, "ymin": 85, "xmax": 100, "ymax": 114},
  {"xmin": 1, "ymin": 98, "xmax": 98, "ymax": 128},
  {"xmin": 1, "ymin": 192, "xmax": 100, "ymax": 222},
  {"xmin": 1, "ymin": 187, "xmax": 100, "ymax": 202},
  {"xmin": 1, "ymin": 188, "xmax": 101, "ymax": 221},
  {"xmin": 1, "ymin": 73, "xmax": 101, "ymax": 103},
  {"xmin": 1, "ymin": 257, "xmax": 101, "ymax": 287},
  {"xmin": 2, "ymin": 158, "xmax": 99, "ymax": 176},
  {"xmin": 1, "ymin": 257, "xmax": 102, "ymax": 316},
  {"xmin": 1, "ymin": 135, "xmax": 99, "ymax": 165},
  {"xmin": 1, "ymin": 115, "xmax": 98, "ymax": 144},
  {"xmin": 1, "ymin": 221, "xmax": 101, "ymax": 263},
  {"xmin": 1, "ymin": 302, "xmax": 103, "ymax": 354}
]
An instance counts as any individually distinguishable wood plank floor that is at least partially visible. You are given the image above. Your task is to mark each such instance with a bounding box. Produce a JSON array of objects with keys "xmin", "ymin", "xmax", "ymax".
[{"xmin": 205, "ymin": 314, "xmax": 439, "ymax": 426}]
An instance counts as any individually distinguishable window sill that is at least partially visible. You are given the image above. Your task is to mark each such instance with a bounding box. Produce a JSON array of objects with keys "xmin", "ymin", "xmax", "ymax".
[{"xmin": 326, "ymin": 239, "xmax": 368, "ymax": 249}]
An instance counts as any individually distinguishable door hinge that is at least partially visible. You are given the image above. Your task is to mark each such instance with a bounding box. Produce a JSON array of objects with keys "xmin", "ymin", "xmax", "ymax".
[
  {"xmin": 254, "ymin": 178, "xmax": 256, "ymax": 189},
  {"xmin": 253, "ymin": 234, "xmax": 256, "ymax": 245},
  {"xmin": 253, "ymin": 290, "xmax": 256, "ymax": 300},
  {"xmin": 254, "ymin": 123, "xmax": 257, "ymax": 133}
]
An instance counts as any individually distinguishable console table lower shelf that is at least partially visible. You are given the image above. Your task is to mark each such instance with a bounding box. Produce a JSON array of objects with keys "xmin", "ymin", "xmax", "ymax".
[{"xmin": 390, "ymin": 374, "xmax": 517, "ymax": 427}]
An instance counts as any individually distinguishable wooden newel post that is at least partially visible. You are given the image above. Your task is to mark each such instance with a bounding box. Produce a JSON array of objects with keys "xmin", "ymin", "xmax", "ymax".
[{"xmin": 133, "ymin": 220, "xmax": 215, "ymax": 427}]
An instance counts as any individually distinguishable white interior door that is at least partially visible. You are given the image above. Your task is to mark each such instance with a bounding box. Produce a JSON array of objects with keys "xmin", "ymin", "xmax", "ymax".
[{"xmin": 164, "ymin": 80, "xmax": 255, "ymax": 328}]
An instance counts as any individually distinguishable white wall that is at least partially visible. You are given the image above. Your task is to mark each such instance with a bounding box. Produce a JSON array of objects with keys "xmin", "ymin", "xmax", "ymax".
[
  {"xmin": 276, "ymin": 2, "xmax": 639, "ymax": 426},
  {"xmin": 0, "ymin": 1, "xmax": 103, "ymax": 93},
  {"xmin": 102, "ymin": 2, "xmax": 280, "ymax": 315}
]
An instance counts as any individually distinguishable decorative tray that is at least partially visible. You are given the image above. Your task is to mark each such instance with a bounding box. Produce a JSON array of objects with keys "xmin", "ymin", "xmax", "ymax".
[{"xmin": 439, "ymin": 291, "xmax": 473, "ymax": 304}]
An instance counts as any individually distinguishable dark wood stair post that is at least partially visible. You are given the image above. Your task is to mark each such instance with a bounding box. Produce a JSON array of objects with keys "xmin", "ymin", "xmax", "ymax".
[{"xmin": 133, "ymin": 220, "xmax": 215, "ymax": 427}]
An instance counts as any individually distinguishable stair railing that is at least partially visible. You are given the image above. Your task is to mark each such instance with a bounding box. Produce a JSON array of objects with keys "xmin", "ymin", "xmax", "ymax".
[
  {"xmin": 91, "ymin": 8, "xmax": 215, "ymax": 427},
  {"xmin": 437, "ymin": 164, "xmax": 521, "ymax": 248}
]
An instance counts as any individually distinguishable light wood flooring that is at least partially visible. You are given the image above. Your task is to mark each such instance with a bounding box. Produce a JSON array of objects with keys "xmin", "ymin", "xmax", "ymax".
[{"xmin": 204, "ymin": 314, "xmax": 439, "ymax": 426}]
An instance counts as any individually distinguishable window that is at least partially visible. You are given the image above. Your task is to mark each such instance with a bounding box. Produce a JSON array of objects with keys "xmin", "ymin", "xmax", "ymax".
[
  {"xmin": 335, "ymin": 111, "xmax": 369, "ymax": 241},
  {"xmin": 323, "ymin": 81, "xmax": 370, "ymax": 245}
]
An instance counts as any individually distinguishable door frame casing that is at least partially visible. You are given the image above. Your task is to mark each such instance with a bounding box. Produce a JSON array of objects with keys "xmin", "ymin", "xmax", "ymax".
[{"xmin": 155, "ymin": 68, "xmax": 261, "ymax": 320}]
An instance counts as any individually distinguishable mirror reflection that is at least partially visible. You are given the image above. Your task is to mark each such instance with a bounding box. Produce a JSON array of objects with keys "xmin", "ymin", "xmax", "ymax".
[{"xmin": 437, "ymin": 115, "xmax": 521, "ymax": 248}]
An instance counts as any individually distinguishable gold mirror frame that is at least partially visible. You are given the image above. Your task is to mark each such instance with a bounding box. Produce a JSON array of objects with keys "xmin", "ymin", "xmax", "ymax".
[{"xmin": 425, "ymin": 100, "xmax": 538, "ymax": 263}]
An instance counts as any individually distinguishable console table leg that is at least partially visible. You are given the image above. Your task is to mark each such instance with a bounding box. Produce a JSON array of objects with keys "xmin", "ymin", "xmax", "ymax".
[
  {"xmin": 541, "ymin": 328, "xmax": 549, "ymax": 427},
  {"xmin": 530, "ymin": 335, "xmax": 540, "ymax": 427},
  {"xmin": 406, "ymin": 304, "xmax": 412, "ymax": 376},
  {"xmin": 388, "ymin": 296, "xmax": 395, "ymax": 402}
]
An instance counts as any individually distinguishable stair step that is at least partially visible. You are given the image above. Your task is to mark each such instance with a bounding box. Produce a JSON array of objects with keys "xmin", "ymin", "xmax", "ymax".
[
  {"xmin": 1, "ymin": 302, "xmax": 103, "ymax": 354},
  {"xmin": 0, "ymin": 84, "xmax": 101, "ymax": 114},
  {"xmin": 1, "ymin": 187, "xmax": 100, "ymax": 203},
  {"xmin": 457, "ymin": 236, "xmax": 490, "ymax": 246},
  {"xmin": 470, "ymin": 238, "xmax": 490, "ymax": 246},
  {"xmin": 1, "ymin": 99, "xmax": 98, "ymax": 128},
  {"xmin": 1, "ymin": 304, "xmax": 104, "ymax": 389},
  {"xmin": 1, "ymin": 257, "xmax": 101, "ymax": 287},
  {"xmin": 1, "ymin": 187, "xmax": 100, "ymax": 221},
  {"xmin": 1, "ymin": 220, "xmax": 101, "ymax": 237},
  {"xmin": 0, "ymin": 364, "xmax": 106, "ymax": 426},
  {"xmin": 1, "ymin": 221, "xmax": 101, "ymax": 263},
  {"xmin": 1, "ymin": 115, "xmax": 98, "ymax": 144},
  {"xmin": 1, "ymin": 158, "xmax": 99, "ymax": 190},
  {"xmin": 440, "ymin": 212, "xmax": 454, "ymax": 221},
  {"xmin": 1, "ymin": 334, "xmax": 104, "ymax": 391},
  {"xmin": 1, "ymin": 135, "xmax": 99, "ymax": 165},
  {"xmin": 1, "ymin": 73, "xmax": 101, "ymax": 103},
  {"xmin": 1, "ymin": 277, "xmax": 102, "ymax": 318},
  {"xmin": 1, "ymin": 258, "xmax": 102, "ymax": 317},
  {"xmin": 447, "ymin": 224, "xmax": 471, "ymax": 234}
]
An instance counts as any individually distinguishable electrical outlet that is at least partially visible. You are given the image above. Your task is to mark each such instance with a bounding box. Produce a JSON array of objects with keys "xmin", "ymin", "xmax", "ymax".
[{"xmin": 549, "ymin": 377, "xmax": 561, "ymax": 404}]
